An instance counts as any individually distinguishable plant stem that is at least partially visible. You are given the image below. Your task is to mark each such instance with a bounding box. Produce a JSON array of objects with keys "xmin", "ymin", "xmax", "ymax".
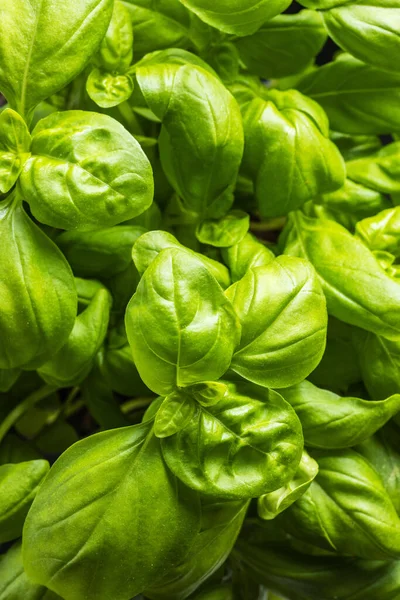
[
  {"xmin": 0, "ymin": 385, "xmax": 58, "ymax": 444},
  {"xmin": 250, "ymin": 217, "xmax": 287, "ymax": 232},
  {"xmin": 121, "ymin": 397, "xmax": 154, "ymax": 415}
]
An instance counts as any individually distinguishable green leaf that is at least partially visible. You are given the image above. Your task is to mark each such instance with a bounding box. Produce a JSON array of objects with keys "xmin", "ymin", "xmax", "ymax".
[
  {"xmin": 204, "ymin": 42, "xmax": 240, "ymax": 83},
  {"xmin": 356, "ymin": 206, "xmax": 400, "ymax": 259},
  {"xmin": 196, "ymin": 211, "xmax": 250, "ymax": 248},
  {"xmin": 125, "ymin": 247, "xmax": 240, "ymax": 395},
  {"xmin": 347, "ymin": 142, "xmax": 400, "ymax": 196},
  {"xmin": 258, "ymin": 451, "xmax": 319, "ymax": 520},
  {"xmin": 281, "ymin": 380, "xmax": 400, "ymax": 448},
  {"xmin": 0, "ymin": 197, "xmax": 77, "ymax": 369},
  {"xmin": 121, "ymin": 0, "xmax": 191, "ymax": 56},
  {"xmin": 235, "ymin": 10, "xmax": 327, "ymax": 79},
  {"xmin": 154, "ymin": 391, "xmax": 196, "ymax": 438},
  {"xmin": 221, "ymin": 233, "xmax": 275, "ymax": 283},
  {"xmin": 19, "ymin": 110, "xmax": 154, "ymax": 230},
  {"xmin": 0, "ymin": 108, "xmax": 31, "ymax": 193},
  {"xmin": 161, "ymin": 381, "xmax": 303, "ymax": 499},
  {"xmin": 38, "ymin": 287, "xmax": 112, "ymax": 387},
  {"xmin": 22, "ymin": 423, "xmax": 200, "ymax": 600},
  {"xmin": 184, "ymin": 381, "xmax": 229, "ymax": 406},
  {"xmin": 94, "ymin": 0, "xmax": 133, "ymax": 72},
  {"xmin": 0, "ymin": 459, "xmax": 49, "ymax": 543},
  {"xmin": 299, "ymin": 54, "xmax": 400, "ymax": 134},
  {"xmin": 132, "ymin": 230, "xmax": 231, "ymax": 289},
  {"xmin": 352, "ymin": 329, "xmax": 400, "ymax": 400},
  {"xmin": 281, "ymin": 211, "xmax": 400, "ymax": 340},
  {"xmin": 86, "ymin": 69, "xmax": 134, "ymax": 108},
  {"xmin": 146, "ymin": 499, "xmax": 248, "ymax": 599},
  {"xmin": 136, "ymin": 62, "xmax": 243, "ymax": 218},
  {"xmin": 322, "ymin": 1, "xmax": 400, "ymax": 74},
  {"xmin": 0, "ymin": 369, "xmax": 21, "ymax": 394},
  {"xmin": 226, "ymin": 256, "xmax": 327, "ymax": 389},
  {"xmin": 0, "ymin": 541, "xmax": 61, "ymax": 600},
  {"xmin": 0, "ymin": 0, "xmax": 113, "ymax": 120},
  {"xmin": 177, "ymin": 0, "xmax": 291, "ymax": 36},
  {"xmin": 279, "ymin": 449, "xmax": 400, "ymax": 559},
  {"xmin": 234, "ymin": 86, "xmax": 345, "ymax": 217},
  {"xmin": 57, "ymin": 225, "xmax": 145, "ymax": 280}
]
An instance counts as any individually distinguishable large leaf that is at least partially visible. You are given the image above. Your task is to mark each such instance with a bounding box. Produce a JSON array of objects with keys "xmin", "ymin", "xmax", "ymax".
[
  {"xmin": 177, "ymin": 0, "xmax": 291, "ymax": 36},
  {"xmin": 23, "ymin": 422, "xmax": 201, "ymax": 600},
  {"xmin": 235, "ymin": 10, "xmax": 327, "ymax": 79},
  {"xmin": 0, "ymin": 197, "xmax": 77, "ymax": 369},
  {"xmin": 281, "ymin": 211, "xmax": 400, "ymax": 340},
  {"xmin": 19, "ymin": 111, "xmax": 154, "ymax": 230},
  {"xmin": 126, "ymin": 247, "xmax": 240, "ymax": 395},
  {"xmin": 279, "ymin": 449, "xmax": 400, "ymax": 559},
  {"xmin": 0, "ymin": 0, "xmax": 113, "ymax": 120},
  {"xmin": 299, "ymin": 54, "xmax": 400, "ymax": 134},
  {"xmin": 161, "ymin": 381, "xmax": 303, "ymax": 499},
  {"xmin": 136, "ymin": 62, "xmax": 243, "ymax": 218},
  {"xmin": 226, "ymin": 256, "xmax": 327, "ymax": 388},
  {"xmin": 281, "ymin": 380, "xmax": 400, "ymax": 448}
]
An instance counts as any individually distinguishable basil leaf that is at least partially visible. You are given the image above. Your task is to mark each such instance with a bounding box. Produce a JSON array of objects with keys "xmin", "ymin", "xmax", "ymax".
[
  {"xmin": 227, "ymin": 256, "xmax": 327, "ymax": 389},
  {"xmin": 0, "ymin": 459, "xmax": 49, "ymax": 543},
  {"xmin": 0, "ymin": 108, "xmax": 31, "ymax": 194},
  {"xmin": 161, "ymin": 381, "xmax": 303, "ymax": 499},
  {"xmin": 19, "ymin": 111, "xmax": 154, "ymax": 230},
  {"xmin": 196, "ymin": 211, "xmax": 250, "ymax": 248},
  {"xmin": 235, "ymin": 10, "xmax": 327, "ymax": 79},
  {"xmin": 125, "ymin": 247, "xmax": 240, "ymax": 395},
  {"xmin": 299, "ymin": 54, "xmax": 400, "ymax": 134},
  {"xmin": 281, "ymin": 380, "xmax": 400, "ymax": 449},
  {"xmin": 281, "ymin": 211, "xmax": 400, "ymax": 340},
  {"xmin": 22, "ymin": 422, "xmax": 201, "ymax": 600},
  {"xmin": 0, "ymin": 0, "xmax": 113, "ymax": 120},
  {"xmin": 221, "ymin": 233, "xmax": 275, "ymax": 283},
  {"xmin": 86, "ymin": 69, "xmax": 134, "ymax": 108},
  {"xmin": 177, "ymin": 0, "xmax": 291, "ymax": 36},
  {"xmin": 154, "ymin": 391, "xmax": 197, "ymax": 438},
  {"xmin": 279, "ymin": 449, "xmax": 400, "ymax": 559},
  {"xmin": 258, "ymin": 451, "xmax": 319, "ymax": 520},
  {"xmin": 94, "ymin": 0, "xmax": 133, "ymax": 73},
  {"xmin": 136, "ymin": 62, "xmax": 243, "ymax": 218},
  {"xmin": 0, "ymin": 197, "xmax": 77, "ymax": 369}
]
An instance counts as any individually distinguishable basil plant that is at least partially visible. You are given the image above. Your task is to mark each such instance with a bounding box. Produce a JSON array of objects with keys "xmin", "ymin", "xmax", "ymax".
[{"xmin": 0, "ymin": 1, "xmax": 399, "ymax": 599}]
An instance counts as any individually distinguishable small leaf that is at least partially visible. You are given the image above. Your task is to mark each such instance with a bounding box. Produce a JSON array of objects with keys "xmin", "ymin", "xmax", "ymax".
[
  {"xmin": 154, "ymin": 391, "xmax": 196, "ymax": 438},
  {"xmin": 196, "ymin": 211, "xmax": 250, "ymax": 248},
  {"xmin": 86, "ymin": 69, "xmax": 134, "ymax": 108},
  {"xmin": 185, "ymin": 381, "xmax": 229, "ymax": 406},
  {"xmin": 0, "ymin": 108, "xmax": 31, "ymax": 193}
]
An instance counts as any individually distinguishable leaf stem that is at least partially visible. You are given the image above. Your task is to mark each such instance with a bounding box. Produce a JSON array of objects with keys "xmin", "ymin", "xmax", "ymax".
[
  {"xmin": 121, "ymin": 397, "xmax": 154, "ymax": 415},
  {"xmin": 0, "ymin": 384, "xmax": 58, "ymax": 444}
]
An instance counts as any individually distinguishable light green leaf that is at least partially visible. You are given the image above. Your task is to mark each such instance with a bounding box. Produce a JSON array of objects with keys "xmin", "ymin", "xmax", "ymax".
[
  {"xmin": 347, "ymin": 142, "xmax": 400, "ymax": 196},
  {"xmin": 0, "ymin": 459, "xmax": 49, "ymax": 543},
  {"xmin": 281, "ymin": 211, "xmax": 400, "ymax": 340},
  {"xmin": 279, "ymin": 449, "xmax": 400, "ymax": 559},
  {"xmin": 94, "ymin": 0, "xmax": 133, "ymax": 72},
  {"xmin": 281, "ymin": 380, "xmax": 400, "ymax": 448},
  {"xmin": 258, "ymin": 451, "xmax": 319, "ymax": 520},
  {"xmin": 154, "ymin": 391, "xmax": 196, "ymax": 438},
  {"xmin": 121, "ymin": 0, "xmax": 191, "ymax": 56},
  {"xmin": 22, "ymin": 422, "xmax": 201, "ymax": 600},
  {"xmin": 177, "ymin": 0, "xmax": 291, "ymax": 36},
  {"xmin": 57, "ymin": 225, "xmax": 145, "ymax": 280},
  {"xmin": 356, "ymin": 206, "xmax": 400, "ymax": 258},
  {"xmin": 86, "ymin": 69, "xmax": 134, "ymax": 108},
  {"xmin": 38, "ymin": 287, "xmax": 112, "ymax": 387},
  {"xmin": 322, "ymin": 1, "xmax": 400, "ymax": 74},
  {"xmin": 125, "ymin": 247, "xmax": 240, "ymax": 395},
  {"xmin": 19, "ymin": 111, "xmax": 154, "ymax": 230},
  {"xmin": 221, "ymin": 233, "xmax": 275, "ymax": 283},
  {"xmin": 0, "ymin": 0, "xmax": 113, "ymax": 120},
  {"xmin": 0, "ymin": 541, "xmax": 61, "ymax": 600},
  {"xmin": 234, "ymin": 86, "xmax": 345, "ymax": 217},
  {"xmin": 226, "ymin": 256, "xmax": 327, "ymax": 389},
  {"xmin": 235, "ymin": 10, "xmax": 327, "ymax": 79},
  {"xmin": 299, "ymin": 54, "xmax": 400, "ymax": 134},
  {"xmin": 136, "ymin": 62, "xmax": 243, "ymax": 218},
  {"xmin": 184, "ymin": 381, "xmax": 229, "ymax": 406},
  {"xmin": 0, "ymin": 108, "xmax": 31, "ymax": 193},
  {"xmin": 132, "ymin": 230, "xmax": 231, "ymax": 288},
  {"xmin": 161, "ymin": 381, "xmax": 303, "ymax": 499},
  {"xmin": 196, "ymin": 211, "xmax": 250, "ymax": 248},
  {"xmin": 0, "ymin": 197, "xmax": 77, "ymax": 369}
]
